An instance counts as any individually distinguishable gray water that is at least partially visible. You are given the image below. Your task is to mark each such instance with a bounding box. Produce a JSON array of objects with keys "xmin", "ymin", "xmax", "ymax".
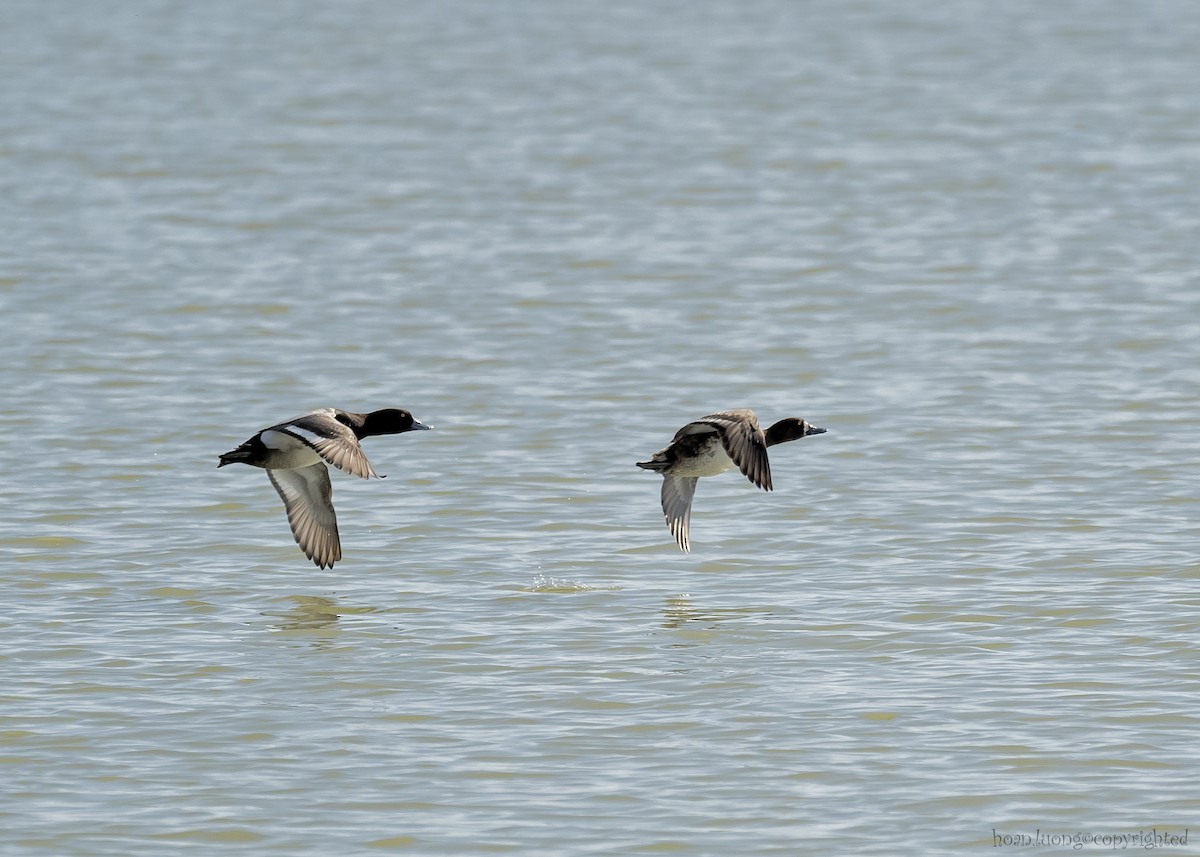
[{"xmin": 3, "ymin": 1, "xmax": 1199, "ymax": 855}]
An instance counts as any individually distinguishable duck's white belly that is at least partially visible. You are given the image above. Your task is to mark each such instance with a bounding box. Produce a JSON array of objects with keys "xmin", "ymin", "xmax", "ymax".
[
  {"xmin": 261, "ymin": 429, "xmax": 323, "ymax": 470},
  {"xmin": 672, "ymin": 440, "xmax": 735, "ymax": 478}
]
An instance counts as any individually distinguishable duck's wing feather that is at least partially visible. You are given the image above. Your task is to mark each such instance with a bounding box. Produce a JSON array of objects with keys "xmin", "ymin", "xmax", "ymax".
[
  {"xmin": 277, "ymin": 411, "xmax": 377, "ymax": 479},
  {"xmin": 661, "ymin": 475, "xmax": 699, "ymax": 553},
  {"xmin": 698, "ymin": 410, "xmax": 772, "ymax": 491},
  {"xmin": 268, "ymin": 464, "xmax": 342, "ymax": 569}
]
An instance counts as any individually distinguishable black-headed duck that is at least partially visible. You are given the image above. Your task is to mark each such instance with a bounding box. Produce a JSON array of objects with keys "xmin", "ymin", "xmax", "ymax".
[
  {"xmin": 637, "ymin": 409, "xmax": 825, "ymax": 552},
  {"xmin": 218, "ymin": 408, "xmax": 431, "ymax": 568}
]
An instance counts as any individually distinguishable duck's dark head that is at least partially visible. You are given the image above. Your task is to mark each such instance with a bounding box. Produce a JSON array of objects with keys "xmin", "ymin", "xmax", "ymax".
[
  {"xmin": 763, "ymin": 417, "xmax": 826, "ymax": 447},
  {"xmin": 357, "ymin": 408, "xmax": 433, "ymax": 437}
]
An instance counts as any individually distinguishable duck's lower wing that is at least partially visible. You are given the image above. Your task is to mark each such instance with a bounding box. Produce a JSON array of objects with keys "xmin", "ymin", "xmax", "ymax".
[
  {"xmin": 268, "ymin": 464, "xmax": 342, "ymax": 569},
  {"xmin": 661, "ymin": 475, "xmax": 699, "ymax": 553}
]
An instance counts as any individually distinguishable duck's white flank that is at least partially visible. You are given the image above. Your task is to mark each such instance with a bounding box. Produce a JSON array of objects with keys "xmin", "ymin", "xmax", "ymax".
[
  {"xmin": 665, "ymin": 434, "xmax": 736, "ymax": 478},
  {"xmin": 259, "ymin": 429, "xmax": 323, "ymax": 469}
]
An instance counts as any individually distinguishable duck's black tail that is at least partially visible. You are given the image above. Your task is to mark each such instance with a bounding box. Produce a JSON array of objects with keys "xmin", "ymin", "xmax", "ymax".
[
  {"xmin": 636, "ymin": 458, "xmax": 669, "ymax": 473},
  {"xmin": 217, "ymin": 444, "xmax": 253, "ymax": 468}
]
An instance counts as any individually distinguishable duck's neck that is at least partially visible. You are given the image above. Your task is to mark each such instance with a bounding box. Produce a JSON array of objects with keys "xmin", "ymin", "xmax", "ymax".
[
  {"xmin": 763, "ymin": 419, "xmax": 799, "ymax": 447},
  {"xmin": 337, "ymin": 410, "xmax": 372, "ymax": 438}
]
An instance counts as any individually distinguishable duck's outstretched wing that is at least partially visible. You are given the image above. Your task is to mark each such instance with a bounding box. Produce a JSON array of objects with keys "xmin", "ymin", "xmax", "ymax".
[
  {"xmin": 277, "ymin": 410, "xmax": 377, "ymax": 479},
  {"xmin": 661, "ymin": 475, "xmax": 699, "ymax": 553},
  {"xmin": 698, "ymin": 410, "xmax": 772, "ymax": 491},
  {"xmin": 268, "ymin": 464, "xmax": 342, "ymax": 569}
]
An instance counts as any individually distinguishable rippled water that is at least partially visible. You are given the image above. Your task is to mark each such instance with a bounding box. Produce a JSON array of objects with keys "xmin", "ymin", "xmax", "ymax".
[{"xmin": 3, "ymin": 1, "xmax": 1199, "ymax": 854}]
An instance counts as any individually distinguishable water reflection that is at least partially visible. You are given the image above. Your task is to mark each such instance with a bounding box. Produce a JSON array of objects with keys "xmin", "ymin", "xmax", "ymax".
[
  {"xmin": 661, "ymin": 593, "xmax": 778, "ymax": 630},
  {"xmin": 265, "ymin": 595, "xmax": 346, "ymax": 646}
]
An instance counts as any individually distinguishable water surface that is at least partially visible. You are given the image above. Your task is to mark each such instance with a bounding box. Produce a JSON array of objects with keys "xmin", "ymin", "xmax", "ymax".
[{"xmin": 2, "ymin": 1, "xmax": 1198, "ymax": 854}]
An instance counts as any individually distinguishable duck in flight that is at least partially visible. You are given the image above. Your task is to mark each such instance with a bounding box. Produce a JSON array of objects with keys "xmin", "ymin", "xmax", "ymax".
[
  {"xmin": 218, "ymin": 408, "xmax": 431, "ymax": 568},
  {"xmin": 637, "ymin": 409, "xmax": 826, "ymax": 552}
]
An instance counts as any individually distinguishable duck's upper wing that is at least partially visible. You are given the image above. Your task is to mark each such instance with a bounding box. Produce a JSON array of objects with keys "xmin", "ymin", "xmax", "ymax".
[
  {"xmin": 661, "ymin": 475, "xmax": 699, "ymax": 553},
  {"xmin": 268, "ymin": 464, "xmax": 342, "ymax": 569},
  {"xmin": 276, "ymin": 410, "xmax": 377, "ymax": 479},
  {"xmin": 696, "ymin": 410, "xmax": 772, "ymax": 491}
]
